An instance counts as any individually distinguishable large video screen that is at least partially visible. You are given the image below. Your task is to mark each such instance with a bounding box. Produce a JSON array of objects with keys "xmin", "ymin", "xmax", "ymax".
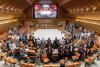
[{"xmin": 34, "ymin": 4, "xmax": 57, "ymax": 18}]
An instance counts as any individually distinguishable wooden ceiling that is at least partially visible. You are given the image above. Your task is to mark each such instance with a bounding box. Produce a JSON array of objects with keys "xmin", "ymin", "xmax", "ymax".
[
  {"xmin": 0, "ymin": 0, "xmax": 58, "ymax": 14},
  {"xmin": 0, "ymin": 0, "xmax": 99, "ymax": 13},
  {"xmin": 0, "ymin": 0, "xmax": 32, "ymax": 12},
  {"xmin": 60, "ymin": 0, "xmax": 100, "ymax": 13},
  {"xmin": 0, "ymin": 0, "xmax": 100, "ymax": 19},
  {"xmin": 0, "ymin": 0, "xmax": 33, "ymax": 20}
]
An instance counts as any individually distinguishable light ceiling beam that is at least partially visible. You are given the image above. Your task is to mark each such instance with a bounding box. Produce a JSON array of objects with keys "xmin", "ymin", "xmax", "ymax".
[
  {"xmin": 26, "ymin": 0, "xmax": 33, "ymax": 5},
  {"xmin": 59, "ymin": 0, "xmax": 71, "ymax": 6}
]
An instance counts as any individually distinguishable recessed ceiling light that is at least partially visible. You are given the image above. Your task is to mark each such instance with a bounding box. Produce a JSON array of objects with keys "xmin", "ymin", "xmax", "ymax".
[
  {"xmin": 93, "ymin": 7, "xmax": 96, "ymax": 10},
  {"xmin": 6, "ymin": 10, "xmax": 9, "ymax": 12},
  {"xmin": 10, "ymin": 8, "xmax": 14, "ymax": 11},
  {"xmin": 0, "ymin": 6, "xmax": 3, "ymax": 9},
  {"xmin": 6, "ymin": 7, "xmax": 9, "ymax": 10},
  {"xmin": 77, "ymin": 9, "xmax": 79, "ymax": 11},
  {"xmin": 86, "ymin": 8, "xmax": 89, "ymax": 11},
  {"xmin": 81, "ymin": 8, "xmax": 84, "ymax": 11},
  {"xmin": 0, "ymin": 9, "xmax": 4, "ymax": 12}
]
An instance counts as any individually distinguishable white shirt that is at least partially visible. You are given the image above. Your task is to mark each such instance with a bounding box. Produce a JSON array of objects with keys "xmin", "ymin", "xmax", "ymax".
[
  {"xmin": 15, "ymin": 35, "xmax": 19, "ymax": 41},
  {"xmin": 27, "ymin": 33, "xmax": 30, "ymax": 39},
  {"xmin": 10, "ymin": 43, "xmax": 16, "ymax": 50},
  {"xmin": 87, "ymin": 32, "xmax": 91, "ymax": 36},
  {"xmin": 59, "ymin": 39, "xmax": 65, "ymax": 44},
  {"xmin": 36, "ymin": 39, "xmax": 41, "ymax": 44}
]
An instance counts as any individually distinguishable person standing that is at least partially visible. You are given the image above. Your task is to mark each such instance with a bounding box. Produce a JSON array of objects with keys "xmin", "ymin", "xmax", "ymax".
[
  {"xmin": 36, "ymin": 37, "xmax": 41, "ymax": 48},
  {"xmin": 47, "ymin": 38, "xmax": 51, "ymax": 47},
  {"xmin": 53, "ymin": 37, "xmax": 59, "ymax": 49}
]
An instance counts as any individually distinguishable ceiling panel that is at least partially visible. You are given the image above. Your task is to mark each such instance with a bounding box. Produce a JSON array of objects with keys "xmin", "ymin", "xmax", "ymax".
[
  {"xmin": 0, "ymin": 0, "xmax": 33, "ymax": 20},
  {"xmin": 61, "ymin": 0, "xmax": 100, "ymax": 12}
]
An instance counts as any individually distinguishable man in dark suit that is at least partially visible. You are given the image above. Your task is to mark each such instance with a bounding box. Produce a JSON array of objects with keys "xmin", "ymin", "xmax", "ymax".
[
  {"xmin": 53, "ymin": 37, "xmax": 59, "ymax": 49},
  {"xmin": 46, "ymin": 38, "xmax": 51, "ymax": 47}
]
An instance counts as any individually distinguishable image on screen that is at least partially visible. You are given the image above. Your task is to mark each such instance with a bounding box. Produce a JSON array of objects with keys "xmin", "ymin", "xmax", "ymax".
[{"xmin": 34, "ymin": 4, "xmax": 57, "ymax": 18}]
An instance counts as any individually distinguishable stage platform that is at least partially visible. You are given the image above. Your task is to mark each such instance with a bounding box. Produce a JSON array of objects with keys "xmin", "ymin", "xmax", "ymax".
[{"xmin": 33, "ymin": 29, "xmax": 65, "ymax": 40}]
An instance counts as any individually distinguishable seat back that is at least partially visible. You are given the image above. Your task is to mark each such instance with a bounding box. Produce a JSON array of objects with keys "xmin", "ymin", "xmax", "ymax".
[
  {"xmin": 74, "ymin": 62, "xmax": 81, "ymax": 67},
  {"xmin": 67, "ymin": 64, "xmax": 73, "ymax": 67},
  {"xmin": 43, "ymin": 64, "xmax": 50, "ymax": 67},
  {"xmin": 21, "ymin": 63, "xmax": 27, "ymax": 67},
  {"xmin": 42, "ymin": 54, "xmax": 47, "ymax": 58},
  {"xmin": 50, "ymin": 64, "xmax": 59, "ymax": 67},
  {"xmin": 27, "ymin": 63, "xmax": 34, "ymax": 67}
]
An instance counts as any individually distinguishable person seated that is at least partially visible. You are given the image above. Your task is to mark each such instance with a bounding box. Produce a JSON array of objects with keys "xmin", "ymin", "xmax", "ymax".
[
  {"xmin": 46, "ymin": 46, "xmax": 52, "ymax": 59},
  {"xmin": 59, "ymin": 58, "xmax": 65, "ymax": 67},
  {"xmin": 62, "ymin": 49, "xmax": 70, "ymax": 59},
  {"xmin": 19, "ymin": 41, "xmax": 24, "ymax": 48},
  {"xmin": 13, "ymin": 47, "xmax": 22, "ymax": 62},
  {"xmin": 72, "ymin": 52, "xmax": 80, "ymax": 62},
  {"xmin": 30, "ymin": 36, "xmax": 36, "ymax": 45},
  {"xmin": 19, "ymin": 47, "xmax": 28, "ymax": 62},
  {"xmin": 6, "ymin": 38, "xmax": 11, "ymax": 51},
  {"xmin": 28, "ymin": 41, "xmax": 33, "ymax": 49},
  {"xmin": 58, "ymin": 45, "xmax": 65, "ymax": 59}
]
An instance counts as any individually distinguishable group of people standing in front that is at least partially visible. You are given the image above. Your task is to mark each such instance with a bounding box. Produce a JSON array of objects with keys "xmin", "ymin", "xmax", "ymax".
[{"xmin": 0, "ymin": 23, "xmax": 98, "ymax": 63}]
